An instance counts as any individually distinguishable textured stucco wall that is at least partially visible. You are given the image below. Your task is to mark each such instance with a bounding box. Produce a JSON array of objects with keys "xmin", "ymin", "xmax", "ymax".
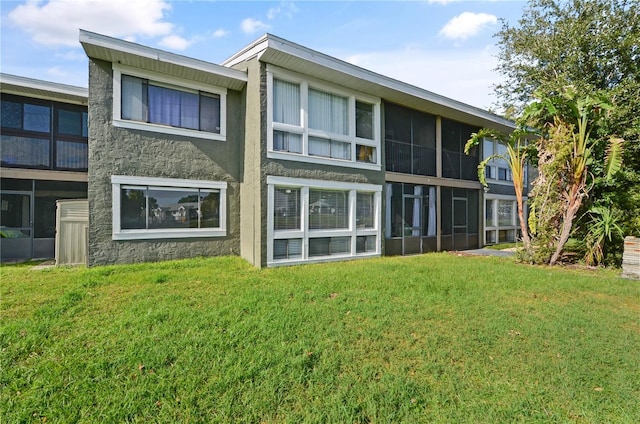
[{"xmin": 87, "ymin": 59, "xmax": 243, "ymax": 266}]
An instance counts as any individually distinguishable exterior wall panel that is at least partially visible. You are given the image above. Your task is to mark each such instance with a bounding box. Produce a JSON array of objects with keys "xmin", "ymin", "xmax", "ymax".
[{"xmin": 87, "ymin": 59, "xmax": 242, "ymax": 266}]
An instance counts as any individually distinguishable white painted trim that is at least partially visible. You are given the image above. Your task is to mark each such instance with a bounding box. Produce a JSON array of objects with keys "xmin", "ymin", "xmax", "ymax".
[
  {"xmin": 266, "ymin": 176, "xmax": 382, "ymax": 266},
  {"xmin": 112, "ymin": 119, "xmax": 226, "ymax": 141},
  {"xmin": 112, "ymin": 64, "xmax": 227, "ymax": 140},
  {"xmin": 1, "ymin": 72, "xmax": 87, "ymax": 99},
  {"xmin": 266, "ymin": 151, "xmax": 381, "ymax": 171},
  {"xmin": 111, "ymin": 175, "xmax": 227, "ymax": 240},
  {"xmin": 81, "ymin": 30, "xmax": 247, "ymax": 84},
  {"xmin": 111, "ymin": 175, "xmax": 227, "ymax": 189},
  {"xmin": 266, "ymin": 176, "xmax": 382, "ymax": 192}
]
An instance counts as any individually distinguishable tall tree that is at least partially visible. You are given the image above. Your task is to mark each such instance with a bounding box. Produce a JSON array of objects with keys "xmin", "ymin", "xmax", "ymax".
[{"xmin": 494, "ymin": 0, "xmax": 640, "ymax": 262}]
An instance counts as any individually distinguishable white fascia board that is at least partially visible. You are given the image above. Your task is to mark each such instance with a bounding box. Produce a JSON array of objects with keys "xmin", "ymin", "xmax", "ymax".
[
  {"xmin": 221, "ymin": 34, "xmax": 270, "ymax": 67},
  {"xmin": 79, "ymin": 29, "xmax": 247, "ymax": 84},
  {"xmin": 0, "ymin": 72, "xmax": 87, "ymax": 99}
]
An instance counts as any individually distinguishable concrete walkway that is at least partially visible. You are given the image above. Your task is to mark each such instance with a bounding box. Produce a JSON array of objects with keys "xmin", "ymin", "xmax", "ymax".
[{"xmin": 462, "ymin": 248, "xmax": 516, "ymax": 257}]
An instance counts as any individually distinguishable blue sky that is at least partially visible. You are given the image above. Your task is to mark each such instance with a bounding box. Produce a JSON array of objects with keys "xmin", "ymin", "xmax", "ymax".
[{"xmin": 1, "ymin": 0, "xmax": 528, "ymax": 110}]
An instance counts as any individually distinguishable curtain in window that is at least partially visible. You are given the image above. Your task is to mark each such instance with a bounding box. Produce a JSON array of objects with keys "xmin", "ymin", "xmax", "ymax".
[
  {"xmin": 200, "ymin": 94, "xmax": 220, "ymax": 133},
  {"xmin": 274, "ymin": 131, "xmax": 302, "ymax": 153},
  {"xmin": 308, "ymin": 88, "xmax": 347, "ymax": 135},
  {"xmin": 121, "ymin": 75, "xmax": 146, "ymax": 121},
  {"xmin": 309, "ymin": 136, "xmax": 331, "ymax": 157},
  {"xmin": 273, "ymin": 79, "xmax": 300, "ymax": 125},
  {"xmin": 331, "ymin": 140, "xmax": 351, "ymax": 160},
  {"xmin": 428, "ymin": 186, "xmax": 436, "ymax": 236},
  {"xmin": 148, "ymin": 85, "xmax": 199, "ymax": 130},
  {"xmin": 412, "ymin": 186, "xmax": 422, "ymax": 236}
]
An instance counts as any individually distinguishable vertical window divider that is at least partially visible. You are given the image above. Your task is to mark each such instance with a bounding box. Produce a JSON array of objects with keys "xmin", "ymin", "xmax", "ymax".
[
  {"xmin": 301, "ymin": 82, "xmax": 309, "ymax": 156},
  {"xmin": 350, "ymin": 189, "xmax": 357, "ymax": 254},
  {"xmin": 301, "ymin": 186, "xmax": 309, "ymax": 259}
]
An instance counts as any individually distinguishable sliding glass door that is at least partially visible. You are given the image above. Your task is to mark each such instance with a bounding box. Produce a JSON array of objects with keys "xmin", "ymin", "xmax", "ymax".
[{"xmin": 0, "ymin": 191, "xmax": 33, "ymax": 260}]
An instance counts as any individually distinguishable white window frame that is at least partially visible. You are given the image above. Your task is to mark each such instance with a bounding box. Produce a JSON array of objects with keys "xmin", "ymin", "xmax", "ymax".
[
  {"xmin": 112, "ymin": 64, "xmax": 227, "ymax": 141},
  {"xmin": 266, "ymin": 65, "xmax": 381, "ymax": 171},
  {"xmin": 111, "ymin": 175, "xmax": 227, "ymax": 240},
  {"xmin": 484, "ymin": 195, "xmax": 523, "ymax": 245},
  {"xmin": 483, "ymin": 138, "xmax": 515, "ymax": 187},
  {"xmin": 267, "ymin": 176, "xmax": 382, "ymax": 266}
]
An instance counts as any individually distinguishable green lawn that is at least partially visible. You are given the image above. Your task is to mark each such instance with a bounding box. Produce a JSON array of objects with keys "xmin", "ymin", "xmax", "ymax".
[{"xmin": 1, "ymin": 254, "xmax": 639, "ymax": 423}]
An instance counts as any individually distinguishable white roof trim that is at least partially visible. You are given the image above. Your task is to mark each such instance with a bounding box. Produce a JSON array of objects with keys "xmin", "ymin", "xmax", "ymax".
[
  {"xmin": 0, "ymin": 73, "xmax": 87, "ymax": 98},
  {"xmin": 79, "ymin": 29, "xmax": 247, "ymax": 83}
]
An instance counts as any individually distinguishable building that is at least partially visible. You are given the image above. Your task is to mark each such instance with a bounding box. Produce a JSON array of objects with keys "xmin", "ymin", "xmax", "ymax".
[
  {"xmin": 1, "ymin": 74, "xmax": 88, "ymax": 261},
  {"xmin": 4, "ymin": 30, "xmax": 523, "ymax": 266}
]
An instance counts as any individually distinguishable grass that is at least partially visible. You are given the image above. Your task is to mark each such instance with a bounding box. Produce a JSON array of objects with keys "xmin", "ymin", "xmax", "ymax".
[{"xmin": 1, "ymin": 254, "xmax": 639, "ymax": 423}]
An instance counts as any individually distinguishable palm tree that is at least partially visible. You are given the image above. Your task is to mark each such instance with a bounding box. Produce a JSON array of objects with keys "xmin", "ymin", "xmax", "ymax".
[
  {"xmin": 523, "ymin": 87, "xmax": 623, "ymax": 265},
  {"xmin": 465, "ymin": 128, "xmax": 532, "ymax": 253}
]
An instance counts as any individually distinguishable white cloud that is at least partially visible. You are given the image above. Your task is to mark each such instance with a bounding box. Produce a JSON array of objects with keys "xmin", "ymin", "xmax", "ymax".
[
  {"xmin": 428, "ymin": 0, "xmax": 460, "ymax": 4},
  {"xmin": 158, "ymin": 35, "xmax": 192, "ymax": 50},
  {"xmin": 267, "ymin": 2, "xmax": 299, "ymax": 20},
  {"xmin": 240, "ymin": 17, "xmax": 270, "ymax": 34},
  {"xmin": 8, "ymin": 0, "xmax": 174, "ymax": 47},
  {"xmin": 212, "ymin": 28, "xmax": 230, "ymax": 38},
  {"xmin": 344, "ymin": 45, "xmax": 501, "ymax": 110},
  {"xmin": 439, "ymin": 12, "xmax": 498, "ymax": 41}
]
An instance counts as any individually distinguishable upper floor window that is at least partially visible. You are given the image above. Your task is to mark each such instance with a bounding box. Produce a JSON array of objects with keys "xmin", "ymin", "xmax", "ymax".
[
  {"xmin": 268, "ymin": 67, "xmax": 381, "ymax": 170},
  {"xmin": 113, "ymin": 64, "xmax": 226, "ymax": 141},
  {"xmin": 1, "ymin": 95, "xmax": 87, "ymax": 171},
  {"xmin": 483, "ymin": 138, "xmax": 522, "ymax": 185}
]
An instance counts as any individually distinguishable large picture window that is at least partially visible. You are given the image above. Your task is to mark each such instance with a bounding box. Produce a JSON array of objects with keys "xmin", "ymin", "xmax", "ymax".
[
  {"xmin": 111, "ymin": 175, "xmax": 226, "ymax": 240},
  {"xmin": 267, "ymin": 176, "xmax": 381, "ymax": 266},
  {"xmin": 268, "ymin": 67, "xmax": 381, "ymax": 170},
  {"xmin": 113, "ymin": 64, "xmax": 227, "ymax": 141}
]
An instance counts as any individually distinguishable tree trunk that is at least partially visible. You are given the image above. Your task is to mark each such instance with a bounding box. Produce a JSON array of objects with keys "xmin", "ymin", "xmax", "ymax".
[{"xmin": 549, "ymin": 184, "xmax": 583, "ymax": 265}]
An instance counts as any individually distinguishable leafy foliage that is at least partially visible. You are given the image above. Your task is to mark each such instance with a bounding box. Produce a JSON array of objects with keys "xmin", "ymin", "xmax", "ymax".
[{"xmin": 493, "ymin": 0, "xmax": 640, "ymax": 264}]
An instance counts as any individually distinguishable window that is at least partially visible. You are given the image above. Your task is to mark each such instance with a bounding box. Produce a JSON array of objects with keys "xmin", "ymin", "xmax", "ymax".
[
  {"xmin": 267, "ymin": 176, "xmax": 381, "ymax": 265},
  {"xmin": 483, "ymin": 138, "xmax": 513, "ymax": 184},
  {"xmin": 111, "ymin": 175, "xmax": 226, "ymax": 240},
  {"xmin": 498, "ymin": 167, "xmax": 512, "ymax": 181},
  {"xmin": 113, "ymin": 64, "xmax": 227, "ymax": 141},
  {"xmin": 486, "ymin": 199, "xmax": 495, "ymax": 227},
  {"xmin": 1, "ymin": 95, "xmax": 87, "ymax": 171},
  {"xmin": 498, "ymin": 200, "xmax": 514, "ymax": 226},
  {"xmin": 268, "ymin": 68, "xmax": 381, "ymax": 169}
]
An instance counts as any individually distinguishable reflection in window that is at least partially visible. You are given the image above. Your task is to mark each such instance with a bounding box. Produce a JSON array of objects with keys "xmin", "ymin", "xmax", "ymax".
[
  {"xmin": 498, "ymin": 200, "xmax": 513, "ymax": 226},
  {"xmin": 309, "ymin": 189, "xmax": 348, "ymax": 229},
  {"xmin": 274, "ymin": 239, "xmax": 302, "ymax": 260},
  {"xmin": 356, "ymin": 101, "xmax": 374, "ymax": 139},
  {"xmin": 309, "ymin": 237, "xmax": 351, "ymax": 257},
  {"xmin": 274, "ymin": 187, "xmax": 301, "ymax": 230},
  {"xmin": 356, "ymin": 192, "xmax": 374, "ymax": 228},
  {"xmin": 120, "ymin": 186, "xmax": 221, "ymax": 230}
]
